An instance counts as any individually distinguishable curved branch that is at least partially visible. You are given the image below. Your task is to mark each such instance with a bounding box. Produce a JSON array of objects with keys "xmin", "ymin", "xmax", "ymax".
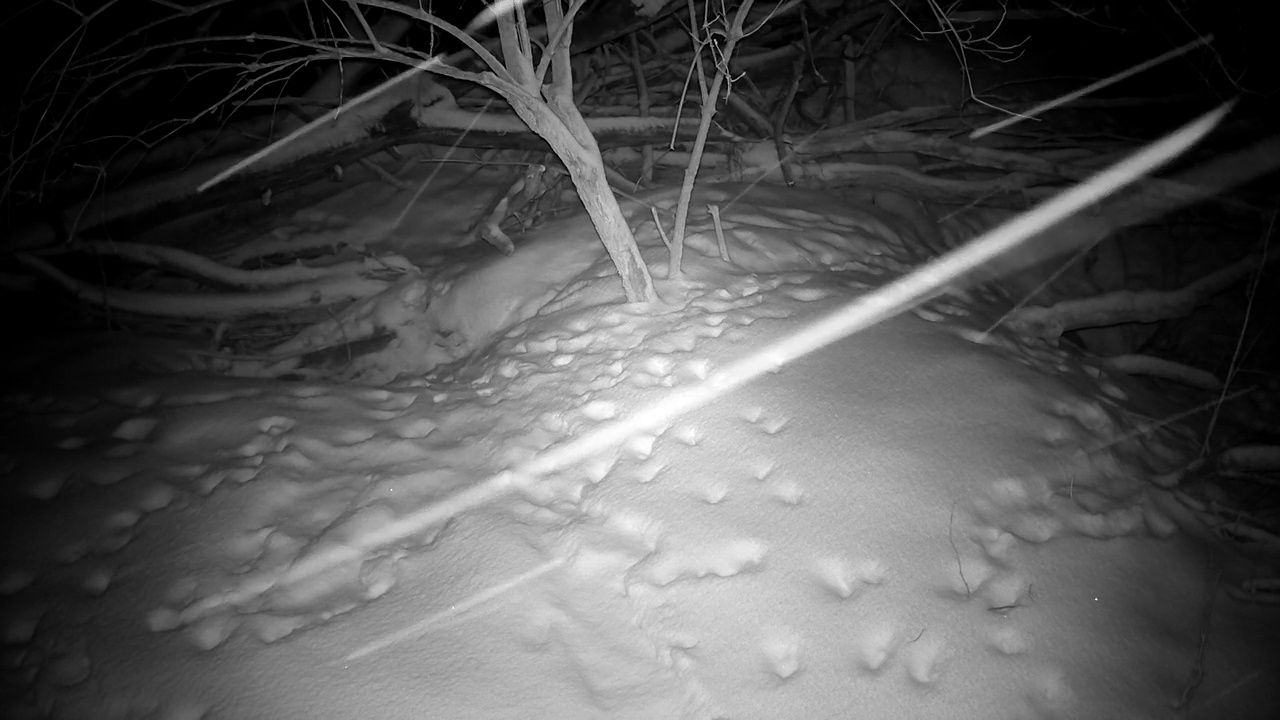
[{"xmin": 353, "ymin": 0, "xmax": 516, "ymax": 85}]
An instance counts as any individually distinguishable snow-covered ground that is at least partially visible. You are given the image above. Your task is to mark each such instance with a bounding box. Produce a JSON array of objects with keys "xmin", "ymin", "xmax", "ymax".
[{"xmin": 2, "ymin": 179, "xmax": 1277, "ymax": 719}]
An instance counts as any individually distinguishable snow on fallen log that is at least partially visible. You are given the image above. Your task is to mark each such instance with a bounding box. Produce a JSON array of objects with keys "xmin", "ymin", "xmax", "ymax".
[
  {"xmin": 68, "ymin": 240, "xmax": 416, "ymax": 288},
  {"xmin": 15, "ymin": 252, "xmax": 403, "ymax": 321}
]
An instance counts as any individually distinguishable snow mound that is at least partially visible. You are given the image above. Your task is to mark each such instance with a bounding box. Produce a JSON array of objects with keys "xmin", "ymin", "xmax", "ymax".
[{"xmin": 2, "ymin": 183, "xmax": 1277, "ymax": 719}]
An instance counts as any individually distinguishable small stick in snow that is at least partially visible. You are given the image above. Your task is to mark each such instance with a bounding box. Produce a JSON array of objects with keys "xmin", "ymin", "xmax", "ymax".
[
  {"xmin": 708, "ymin": 204, "xmax": 731, "ymax": 263},
  {"xmin": 650, "ymin": 207, "xmax": 672, "ymax": 250}
]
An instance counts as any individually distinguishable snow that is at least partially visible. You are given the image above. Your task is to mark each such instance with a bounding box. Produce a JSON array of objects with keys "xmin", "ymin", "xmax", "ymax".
[{"xmin": 2, "ymin": 178, "xmax": 1278, "ymax": 719}]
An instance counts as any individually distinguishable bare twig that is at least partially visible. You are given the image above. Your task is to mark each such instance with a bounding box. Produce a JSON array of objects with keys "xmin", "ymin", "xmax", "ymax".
[
  {"xmin": 1202, "ymin": 211, "xmax": 1275, "ymax": 453},
  {"xmin": 1174, "ymin": 557, "xmax": 1220, "ymax": 710},
  {"xmin": 948, "ymin": 502, "xmax": 971, "ymax": 597},
  {"xmin": 972, "ymin": 35, "xmax": 1215, "ymax": 138},
  {"xmin": 708, "ymin": 204, "xmax": 731, "ymax": 262},
  {"xmin": 669, "ymin": 0, "xmax": 758, "ymax": 279}
]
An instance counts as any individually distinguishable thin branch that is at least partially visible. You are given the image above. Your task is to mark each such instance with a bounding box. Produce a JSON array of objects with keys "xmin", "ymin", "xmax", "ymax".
[
  {"xmin": 345, "ymin": 0, "xmax": 386, "ymax": 54},
  {"xmin": 354, "ymin": 0, "xmax": 515, "ymax": 84},
  {"xmin": 972, "ymin": 35, "xmax": 1216, "ymax": 138},
  {"xmin": 534, "ymin": 0, "xmax": 590, "ymax": 86}
]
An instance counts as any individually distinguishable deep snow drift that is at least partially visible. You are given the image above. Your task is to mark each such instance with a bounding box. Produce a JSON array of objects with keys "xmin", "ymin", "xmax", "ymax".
[{"xmin": 2, "ymin": 180, "xmax": 1277, "ymax": 719}]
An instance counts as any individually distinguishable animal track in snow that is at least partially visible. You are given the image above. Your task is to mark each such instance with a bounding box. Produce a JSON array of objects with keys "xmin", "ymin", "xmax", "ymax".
[
  {"xmin": 187, "ymin": 613, "xmax": 237, "ymax": 651},
  {"xmin": 738, "ymin": 405, "xmax": 790, "ymax": 434},
  {"xmin": 79, "ymin": 565, "xmax": 114, "ymax": 596},
  {"xmin": 851, "ymin": 620, "xmax": 900, "ymax": 672},
  {"xmin": 903, "ymin": 632, "xmax": 951, "ymax": 685},
  {"xmin": 638, "ymin": 538, "xmax": 769, "ymax": 587},
  {"xmin": 761, "ymin": 626, "xmax": 802, "ymax": 679},
  {"xmin": 623, "ymin": 433, "xmax": 657, "ymax": 459},
  {"xmin": 987, "ymin": 625, "xmax": 1031, "ymax": 656},
  {"xmin": 749, "ymin": 459, "xmax": 776, "ymax": 482},
  {"xmin": 579, "ymin": 399, "xmax": 617, "ymax": 421},
  {"xmin": 768, "ymin": 479, "xmax": 804, "ymax": 505},
  {"xmin": 112, "ymin": 417, "xmax": 157, "ymax": 441},
  {"xmin": 390, "ymin": 416, "xmax": 438, "ymax": 438},
  {"xmin": 695, "ymin": 483, "xmax": 729, "ymax": 504},
  {"xmin": 669, "ymin": 423, "xmax": 702, "ymax": 446},
  {"xmin": 0, "ymin": 568, "xmax": 35, "ymax": 594},
  {"xmin": 813, "ymin": 556, "xmax": 888, "ymax": 599},
  {"xmin": 977, "ymin": 571, "xmax": 1031, "ymax": 610}
]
